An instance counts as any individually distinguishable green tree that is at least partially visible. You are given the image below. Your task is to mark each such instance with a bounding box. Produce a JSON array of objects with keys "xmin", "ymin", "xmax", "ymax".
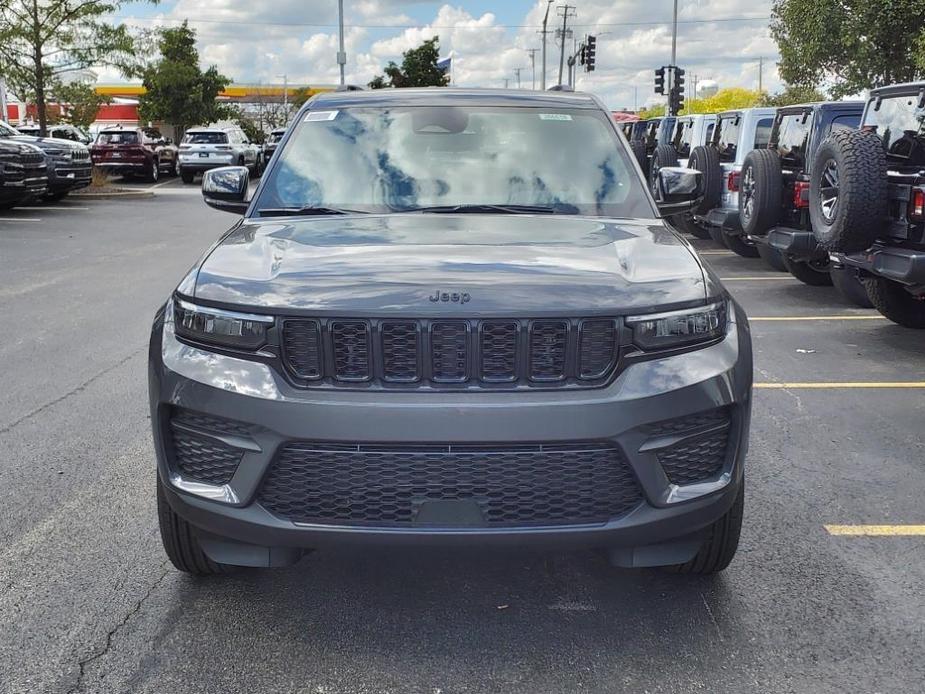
[
  {"xmin": 759, "ymin": 83, "xmax": 827, "ymax": 107},
  {"xmin": 369, "ymin": 37, "xmax": 449, "ymax": 89},
  {"xmin": 51, "ymin": 81, "xmax": 113, "ymax": 131},
  {"xmin": 138, "ymin": 22, "xmax": 231, "ymax": 138},
  {"xmin": 682, "ymin": 88, "xmax": 762, "ymax": 115},
  {"xmin": 0, "ymin": 0, "xmax": 148, "ymax": 135},
  {"xmin": 771, "ymin": 0, "xmax": 925, "ymax": 98},
  {"xmin": 637, "ymin": 104, "xmax": 666, "ymax": 120}
]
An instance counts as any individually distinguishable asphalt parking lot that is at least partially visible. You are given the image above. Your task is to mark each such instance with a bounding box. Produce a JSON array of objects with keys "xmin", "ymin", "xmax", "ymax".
[{"xmin": 1, "ymin": 181, "xmax": 924, "ymax": 694}]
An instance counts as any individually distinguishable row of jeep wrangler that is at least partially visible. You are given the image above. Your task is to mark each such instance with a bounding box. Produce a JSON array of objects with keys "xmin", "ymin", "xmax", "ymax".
[{"xmin": 621, "ymin": 81, "xmax": 925, "ymax": 329}]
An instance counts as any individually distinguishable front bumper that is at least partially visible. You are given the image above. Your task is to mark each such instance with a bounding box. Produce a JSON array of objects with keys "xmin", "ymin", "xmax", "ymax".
[
  {"xmin": 49, "ymin": 163, "xmax": 92, "ymax": 193},
  {"xmin": 150, "ymin": 301, "xmax": 752, "ymax": 565},
  {"xmin": 179, "ymin": 155, "xmax": 234, "ymax": 173}
]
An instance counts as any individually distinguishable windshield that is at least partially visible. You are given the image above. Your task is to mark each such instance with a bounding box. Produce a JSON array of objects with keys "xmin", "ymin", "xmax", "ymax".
[
  {"xmin": 0, "ymin": 121, "xmax": 20, "ymax": 137},
  {"xmin": 184, "ymin": 132, "xmax": 227, "ymax": 144},
  {"xmin": 97, "ymin": 131, "xmax": 138, "ymax": 145},
  {"xmin": 864, "ymin": 94, "xmax": 925, "ymax": 166},
  {"xmin": 253, "ymin": 105, "xmax": 651, "ymax": 217}
]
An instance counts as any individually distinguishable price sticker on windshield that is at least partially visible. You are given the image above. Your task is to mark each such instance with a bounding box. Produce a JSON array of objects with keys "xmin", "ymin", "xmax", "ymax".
[
  {"xmin": 539, "ymin": 113, "xmax": 573, "ymax": 121},
  {"xmin": 304, "ymin": 111, "xmax": 339, "ymax": 122}
]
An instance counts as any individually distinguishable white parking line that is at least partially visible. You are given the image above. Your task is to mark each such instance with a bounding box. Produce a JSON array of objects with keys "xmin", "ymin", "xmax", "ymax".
[
  {"xmin": 0, "ymin": 217, "xmax": 43, "ymax": 222},
  {"xmin": 28, "ymin": 206, "xmax": 89, "ymax": 211}
]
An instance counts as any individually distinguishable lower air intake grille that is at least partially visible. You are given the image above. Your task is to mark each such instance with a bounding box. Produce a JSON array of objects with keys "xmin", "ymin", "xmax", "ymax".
[
  {"xmin": 258, "ymin": 442, "xmax": 642, "ymax": 527},
  {"xmin": 169, "ymin": 425, "xmax": 242, "ymax": 485},
  {"xmin": 650, "ymin": 408, "xmax": 732, "ymax": 485}
]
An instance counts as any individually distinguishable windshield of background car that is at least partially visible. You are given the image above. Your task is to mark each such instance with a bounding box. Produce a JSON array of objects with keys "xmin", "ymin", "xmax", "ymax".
[
  {"xmin": 254, "ymin": 105, "xmax": 653, "ymax": 217},
  {"xmin": 183, "ymin": 132, "xmax": 228, "ymax": 144},
  {"xmin": 97, "ymin": 131, "xmax": 138, "ymax": 145},
  {"xmin": 863, "ymin": 94, "xmax": 925, "ymax": 166},
  {"xmin": 269, "ymin": 132, "xmax": 285, "ymax": 143}
]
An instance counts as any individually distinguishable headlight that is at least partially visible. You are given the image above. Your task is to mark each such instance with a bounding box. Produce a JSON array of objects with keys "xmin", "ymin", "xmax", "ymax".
[
  {"xmin": 626, "ymin": 301, "xmax": 727, "ymax": 351},
  {"xmin": 173, "ymin": 299, "xmax": 273, "ymax": 349}
]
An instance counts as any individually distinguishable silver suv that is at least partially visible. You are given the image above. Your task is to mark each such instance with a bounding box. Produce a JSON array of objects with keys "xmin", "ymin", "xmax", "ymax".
[{"xmin": 178, "ymin": 126, "xmax": 261, "ymax": 184}]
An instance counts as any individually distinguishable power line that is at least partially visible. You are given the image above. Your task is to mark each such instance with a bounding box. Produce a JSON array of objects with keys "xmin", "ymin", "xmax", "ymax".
[{"xmin": 108, "ymin": 14, "xmax": 772, "ymax": 30}]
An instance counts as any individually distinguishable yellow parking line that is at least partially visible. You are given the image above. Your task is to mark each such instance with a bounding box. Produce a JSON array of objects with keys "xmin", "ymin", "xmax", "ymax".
[
  {"xmin": 756, "ymin": 382, "xmax": 925, "ymax": 389},
  {"xmin": 719, "ymin": 276, "xmax": 798, "ymax": 281},
  {"xmin": 750, "ymin": 315, "xmax": 886, "ymax": 321},
  {"xmin": 825, "ymin": 525, "xmax": 925, "ymax": 536}
]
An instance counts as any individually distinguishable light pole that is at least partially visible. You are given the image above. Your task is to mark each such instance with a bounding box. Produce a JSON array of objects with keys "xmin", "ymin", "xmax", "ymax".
[
  {"xmin": 539, "ymin": 0, "xmax": 553, "ymax": 90},
  {"xmin": 337, "ymin": 0, "xmax": 347, "ymax": 86},
  {"xmin": 513, "ymin": 68, "xmax": 524, "ymax": 89},
  {"xmin": 277, "ymin": 74, "xmax": 288, "ymax": 111}
]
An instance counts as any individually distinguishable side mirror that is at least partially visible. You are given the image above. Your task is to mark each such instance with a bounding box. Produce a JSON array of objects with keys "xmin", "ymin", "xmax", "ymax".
[
  {"xmin": 202, "ymin": 166, "xmax": 250, "ymax": 214},
  {"xmin": 654, "ymin": 166, "xmax": 704, "ymax": 215}
]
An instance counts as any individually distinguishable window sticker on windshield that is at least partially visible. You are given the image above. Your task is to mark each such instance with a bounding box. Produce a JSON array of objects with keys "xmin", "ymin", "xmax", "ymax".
[
  {"xmin": 539, "ymin": 113, "xmax": 573, "ymax": 121},
  {"xmin": 304, "ymin": 111, "xmax": 339, "ymax": 122}
]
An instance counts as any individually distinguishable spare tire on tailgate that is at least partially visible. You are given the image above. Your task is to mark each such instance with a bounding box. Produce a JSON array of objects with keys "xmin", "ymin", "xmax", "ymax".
[
  {"xmin": 739, "ymin": 149, "xmax": 782, "ymax": 236},
  {"xmin": 688, "ymin": 145, "xmax": 722, "ymax": 216},
  {"xmin": 809, "ymin": 129, "xmax": 888, "ymax": 253},
  {"xmin": 648, "ymin": 143, "xmax": 679, "ymax": 196}
]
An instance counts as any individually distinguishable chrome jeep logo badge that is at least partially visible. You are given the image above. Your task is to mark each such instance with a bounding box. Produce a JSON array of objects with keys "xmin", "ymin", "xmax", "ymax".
[{"xmin": 429, "ymin": 289, "xmax": 471, "ymax": 304}]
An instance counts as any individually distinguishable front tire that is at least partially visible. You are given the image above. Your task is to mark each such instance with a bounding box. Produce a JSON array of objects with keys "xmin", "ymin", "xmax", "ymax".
[
  {"xmin": 666, "ymin": 483, "xmax": 744, "ymax": 575},
  {"xmin": 864, "ymin": 277, "xmax": 925, "ymax": 328},
  {"xmin": 148, "ymin": 159, "xmax": 159, "ymax": 183},
  {"xmin": 157, "ymin": 479, "xmax": 233, "ymax": 576}
]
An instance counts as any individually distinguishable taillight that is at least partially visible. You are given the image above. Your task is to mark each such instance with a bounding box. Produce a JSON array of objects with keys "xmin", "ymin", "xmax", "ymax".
[
  {"xmin": 727, "ymin": 171, "xmax": 740, "ymax": 192},
  {"xmin": 911, "ymin": 188, "xmax": 925, "ymax": 221},
  {"xmin": 793, "ymin": 181, "xmax": 810, "ymax": 209}
]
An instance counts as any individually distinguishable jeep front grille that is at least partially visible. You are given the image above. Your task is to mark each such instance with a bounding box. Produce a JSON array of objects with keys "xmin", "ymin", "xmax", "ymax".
[
  {"xmin": 280, "ymin": 317, "xmax": 621, "ymax": 389},
  {"xmin": 257, "ymin": 441, "xmax": 642, "ymax": 527}
]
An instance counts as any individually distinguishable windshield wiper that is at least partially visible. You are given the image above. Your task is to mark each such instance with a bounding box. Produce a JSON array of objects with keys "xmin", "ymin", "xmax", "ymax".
[
  {"xmin": 258, "ymin": 206, "xmax": 367, "ymax": 217},
  {"xmin": 400, "ymin": 203, "xmax": 578, "ymax": 215}
]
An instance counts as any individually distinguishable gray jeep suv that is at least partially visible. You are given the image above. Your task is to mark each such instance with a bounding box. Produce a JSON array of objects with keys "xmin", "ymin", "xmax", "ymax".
[{"xmin": 149, "ymin": 89, "xmax": 752, "ymax": 577}]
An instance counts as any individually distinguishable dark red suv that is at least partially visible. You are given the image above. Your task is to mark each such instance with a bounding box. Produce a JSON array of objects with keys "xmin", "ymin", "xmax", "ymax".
[{"xmin": 91, "ymin": 127, "xmax": 179, "ymax": 182}]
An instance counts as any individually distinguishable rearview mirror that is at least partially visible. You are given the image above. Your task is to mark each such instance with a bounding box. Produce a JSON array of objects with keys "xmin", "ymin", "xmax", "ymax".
[
  {"xmin": 654, "ymin": 166, "xmax": 704, "ymax": 215},
  {"xmin": 202, "ymin": 166, "xmax": 250, "ymax": 214}
]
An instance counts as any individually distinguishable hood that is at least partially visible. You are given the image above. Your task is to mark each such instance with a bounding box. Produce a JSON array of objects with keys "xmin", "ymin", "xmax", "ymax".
[
  {"xmin": 11, "ymin": 135, "xmax": 87, "ymax": 154},
  {"xmin": 191, "ymin": 214, "xmax": 708, "ymax": 315}
]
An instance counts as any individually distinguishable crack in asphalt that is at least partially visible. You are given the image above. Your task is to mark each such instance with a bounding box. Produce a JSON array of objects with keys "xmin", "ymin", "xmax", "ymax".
[
  {"xmin": 0, "ymin": 346, "xmax": 145, "ymax": 435},
  {"xmin": 67, "ymin": 562, "xmax": 172, "ymax": 694}
]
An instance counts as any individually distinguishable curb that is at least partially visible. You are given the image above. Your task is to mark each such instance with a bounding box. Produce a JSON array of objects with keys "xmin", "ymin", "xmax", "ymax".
[{"xmin": 71, "ymin": 189, "xmax": 156, "ymax": 200}]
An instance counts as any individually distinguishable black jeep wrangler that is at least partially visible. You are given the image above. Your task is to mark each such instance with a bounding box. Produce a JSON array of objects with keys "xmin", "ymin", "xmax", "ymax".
[
  {"xmin": 805, "ymin": 82, "xmax": 925, "ymax": 327},
  {"xmin": 734, "ymin": 101, "xmax": 871, "ymax": 306},
  {"xmin": 0, "ymin": 140, "xmax": 49, "ymax": 209}
]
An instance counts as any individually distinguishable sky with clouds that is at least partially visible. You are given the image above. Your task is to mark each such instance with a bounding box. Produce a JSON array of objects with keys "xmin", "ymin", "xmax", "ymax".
[{"xmin": 109, "ymin": 0, "xmax": 781, "ymax": 110}]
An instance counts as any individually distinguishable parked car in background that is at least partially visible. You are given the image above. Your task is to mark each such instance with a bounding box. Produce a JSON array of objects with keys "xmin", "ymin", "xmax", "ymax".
[
  {"xmin": 689, "ymin": 107, "xmax": 777, "ymax": 256},
  {"xmin": 807, "ymin": 82, "xmax": 925, "ymax": 327},
  {"xmin": 0, "ymin": 120, "xmax": 91, "ymax": 200},
  {"xmin": 16, "ymin": 123, "xmax": 92, "ymax": 145},
  {"xmin": 151, "ymin": 88, "xmax": 751, "ymax": 578},
  {"xmin": 736, "ymin": 101, "xmax": 868, "ymax": 305},
  {"xmin": 177, "ymin": 125, "xmax": 262, "ymax": 184},
  {"xmin": 262, "ymin": 128, "xmax": 287, "ymax": 164},
  {"xmin": 91, "ymin": 127, "xmax": 179, "ymax": 182},
  {"xmin": 0, "ymin": 139, "xmax": 48, "ymax": 209},
  {"xmin": 649, "ymin": 114, "xmax": 717, "ymax": 239}
]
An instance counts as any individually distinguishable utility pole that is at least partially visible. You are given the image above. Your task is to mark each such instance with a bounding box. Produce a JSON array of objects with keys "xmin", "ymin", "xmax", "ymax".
[
  {"xmin": 692, "ymin": 74, "xmax": 698, "ymax": 101},
  {"xmin": 539, "ymin": 0, "xmax": 553, "ymax": 90},
  {"xmin": 758, "ymin": 56, "xmax": 763, "ymax": 93},
  {"xmin": 634, "ymin": 85, "xmax": 638, "ymax": 112},
  {"xmin": 503, "ymin": 78, "xmax": 510, "ymax": 89},
  {"xmin": 526, "ymin": 48, "xmax": 539, "ymax": 89},
  {"xmin": 513, "ymin": 68, "xmax": 524, "ymax": 89},
  {"xmin": 337, "ymin": 0, "xmax": 347, "ymax": 86},
  {"xmin": 557, "ymin": 4, "xmax": 576, "ymax": 86},
  {"xmin": 278, "ymin": 74, "xmax": 289, "ymax": 111}
]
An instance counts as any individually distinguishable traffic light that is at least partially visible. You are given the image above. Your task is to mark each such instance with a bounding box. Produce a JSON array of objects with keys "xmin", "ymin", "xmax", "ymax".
[
  {"xmin": 674, "ymin": 67, "xmax": 685, "ymax": 95},
  {"xmin": 654, "ymin": 67, "xmax": 665, "ymax": 94},
  {"xmin": 585, "ymin": 35, "xmax": 596, "ymax": 72},
  {"xmin": 670, "ymin": 66, "xmax": 685, "ymax": 114}
]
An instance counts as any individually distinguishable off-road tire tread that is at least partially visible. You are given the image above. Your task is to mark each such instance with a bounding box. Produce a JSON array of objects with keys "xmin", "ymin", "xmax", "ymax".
[
  {"xmin": 157, "ymin": 480, "xmax": 231, "ymax": 576},
  {"xmin": 830, "ymin": 266, "xmax": 873, "ymax": 308},
  {"xmin": 864, "ymin": 277, "xmax": 925, "ymax": 328},
  {"xmin": 739, "ymin": 149, "xmax": 782, "ymax": 236},
  {"xmin": 688, "ymin": 145, "xmax": 722, "ymax": 215},
  {"xmin": 809, "ymin": 129, "xmax": 888, "ymax": 253}
]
